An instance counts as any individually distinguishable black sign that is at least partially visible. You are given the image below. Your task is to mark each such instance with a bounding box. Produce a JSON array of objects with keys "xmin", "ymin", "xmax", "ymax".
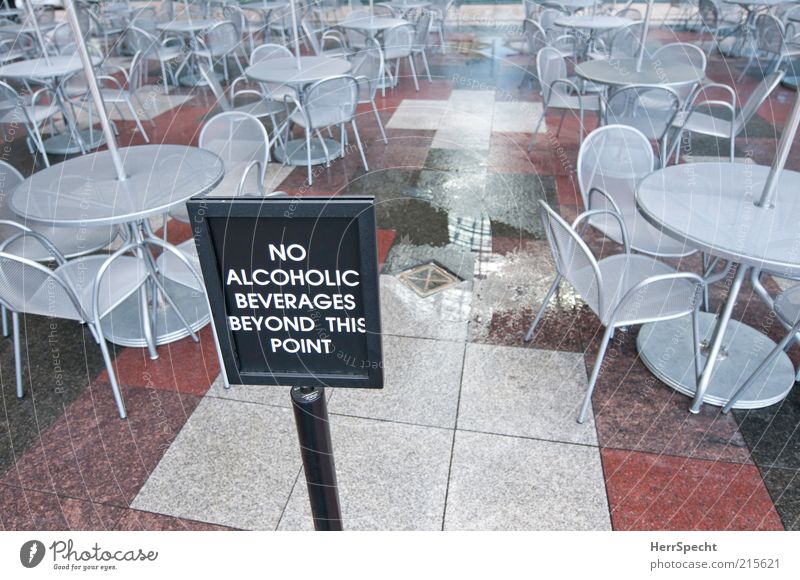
[{"xmin": 188, "ymin": 196, "xmax": 383, "ymax": 388}]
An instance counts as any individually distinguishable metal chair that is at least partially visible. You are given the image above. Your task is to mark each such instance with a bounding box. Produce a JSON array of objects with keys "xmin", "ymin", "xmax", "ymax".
[
  {"xmin": 126, "ymin": 26, "xmax": 184, "ymax": 94},
  {"xmin": 249, "ymin": 43, "xmax": 298, "ymax": 103},
  {"xmin": 192, "ymin": 21, "xmax": 247, "ymax": 83},
  {"xmin": 528, "ymin": 46, "xmax": 601, "ymax": 150},
  {"xmin": 287, "ymin": 75, "xmax": 368, "ymax": 185},
  {"xmin": 429, "ymin": 0, "xmax": 454, "ymax": 53},
  {"xmin": 352, "ymin": 38, "xmax": 389, "ymax": 144},
  {"xmin": 91, "ymin": 51, "xmax": 153, "ymax": 143},
  {"xmin": 170, "ymin": 111, "xmax": 271, "ymax": 222},
  {"xmin": 224, "ymin": 4, "xmax": 267, "ymax": 55},
  {"xmin": 609, "ymin": 21, "xmax": 646, "ymax": 59},
  {"xmin": 738, "ymin": 13, "xmax": 800, "ymax": 82},
  {"xmin": 518, "ymin": 18, "xmax": 548, "ymax": 87},
  {"xmin": 342, "ymin": 9, "xmax": 371, "ymax": 50},
  {"xmin": 667, "ymin": 70, "xmax": 785, "ymax": 162},
  {"xmin": 697, "ymin": 0, "xmax": 744, "ymax": 54},
  {"xmin": 0, "ymin": 220, "xmax": 150, "ymax": 419},
  {"xmin": 0, "ymin": 80, "xmax": 59, "ymax": 167},
  {"xmin": 525, "ymin": 201, "xmax": 705, "ymax": 423},
  {"xmin": 651, "ymin": 42, "xmax": 708, "ymax": 103},
  {"xmin": 383, "ymin": 22, "xmax": 420, "ymax": 91},
  {"xmin": 577, "ymin": 125, "xmax": 694, "ymax": 258},
  {"xmin": 604, "ymin": 85, "xmax": 682, "ymax": 166},
  {"xmin": 411, "ymin": 9, "xmax": 434, "ymax": 85},
  {"xmin": 300, "ymin": 16, "xmax": 350, "ymax": 58}
]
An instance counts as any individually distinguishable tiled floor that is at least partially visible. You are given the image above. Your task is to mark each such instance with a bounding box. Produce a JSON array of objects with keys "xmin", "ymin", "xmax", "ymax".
[{"xmin": 2, "ymin": 6, "xmax": 800, "ymax": 531}]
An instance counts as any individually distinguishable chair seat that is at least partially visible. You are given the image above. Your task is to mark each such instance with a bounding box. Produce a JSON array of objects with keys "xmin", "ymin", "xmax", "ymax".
[
  {"xmin": 384, "ymin": 47, "xmax": 412, "ymax": 60},
  {"xmin": 548, "ymin": 90, "xmax": 601, "ymax": 111},
  {"xmin": 148, "ymin": 47, "xmax": 183, "ymax": 61},
  {"xmin": 588, "ymin": 208, "xmax": 695, "ymax": 258},
  {"xmin": 155, "ymin": 239, "xmax": 202, "ymax": 291},
  {"xmin": 672, "ymin": 110, "xmax": 732, "ymax": 138},
  {"xmin": 774, "ymin": 286, "xmax": 800, "ymax": 326},
  {"xmin": 290, "ymin": 107, "xmax": 351, "ymax": 129},
  {"xmin": 57, "ymin": 255, "xmax": 149, "ymax": 320},
  {"xmin": 0, "ymin": 222, "xmax": 117, "ymax": 262},
  {"xmin": 1, "ymin": 103, "xmax": 59, "ymax": 124},
  {"xmin": 591, "ymin": 254, "xmax": 696, "ymax": 325},
  {"xmin": 98, "ymin": 88, "xmax": 129, "ymax": 103},
  {"xmin": 233, "ymin": 98, "xmax": 283, "ymax": 118}
]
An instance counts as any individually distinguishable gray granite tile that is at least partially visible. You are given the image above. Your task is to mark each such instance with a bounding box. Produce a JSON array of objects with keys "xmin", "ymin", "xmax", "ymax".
[
  {"xmin": 330, "ymin": 335, "xmax": 464, "ymax": 428},
  {"xmin": 206, "ymin": 374, "xmax": 294, "ymax": 408},
  {"xmin": 132, "ymin": 398, "xmax": 301, "ymax": 530},
  {"xmin": 278, "ymin": 415, "xmax": 452, "ymax": 530},
  {"xmin": 380, "ymin": 275, "xmax": 471, "ymax": 343},
  {"xmin": 444, "ymin": 430, "xmax": 611, "ymax": 530},
  {"xmin": 458, "ymin": 343, "xmax": 598, "ymax": 446}
]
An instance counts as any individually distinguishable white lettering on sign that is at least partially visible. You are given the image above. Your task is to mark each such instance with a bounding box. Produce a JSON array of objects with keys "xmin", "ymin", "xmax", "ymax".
[{"xmin": 225, "ymin": 243, "xmax": 365, "ymax": 354}]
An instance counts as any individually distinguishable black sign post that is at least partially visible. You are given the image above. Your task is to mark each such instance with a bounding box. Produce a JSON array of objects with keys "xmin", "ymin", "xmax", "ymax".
[{"xmin": 187, "ymin": 196, "xmax": 383, "ymax": 531}]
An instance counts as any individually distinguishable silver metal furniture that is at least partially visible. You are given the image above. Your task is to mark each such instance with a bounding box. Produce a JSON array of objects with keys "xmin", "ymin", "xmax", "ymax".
[
  {"xmin": 604, "ymin": 85, "xmax": 682, "ymax": 165},
  {"xmin": 352, "ymin": 38, "xmax": 390, "ymax": 144},
  {"xmin": 127, "ymin": 25, "xmax": 184, "ymax": 94},
  {"xmin": 192, "ymin": 20, "xmax": 247, "ymax": 83},
  {"xmin": 528, "ymin": 46, "xmax": 601, "ymax": 150},
  {"xmin": 667, "ymin": 70, "xmax": 785, "ymax": 162},
  {"xmin": 0, "ymin": 79, "xmax": 58, "ymax": 167},
  {"xmin": 0, "ymin": 220, "xmax": 149, "ymax": 419},
  {"xmin": 651, "ymin": 42, "xmax": 708, "ymax": 102},
  {"xmin": 383, "ymin": 22, "xmax": 420, "ymax": 91},
  {"xmin": 577, "ymin": 124, "xmax": 694, "ymax": 258},
  {"xmin": 525, "ymin": 201, "xmax": 705, "ymax": 423}
]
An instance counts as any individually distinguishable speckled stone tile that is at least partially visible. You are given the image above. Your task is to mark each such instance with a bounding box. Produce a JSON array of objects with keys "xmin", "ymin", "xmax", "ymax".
[
  {"xmin": 734, "ymin": 386, "xmax": 800, "ymax": 470},
  {"xmin": 491, "ymin": 101, "xmax": 544, "ymax": 133},
  {"xmin": 132, "ymin": 397, "xmax": 301, "ymax": 530},
  {"xmin": 205, "ymin": 374, "xmax": 296, "ymax": 408},
  {"xmin": 385, "ymin": 100, "xmax": 449, "ymax": 130},
  {"xmin": 602, "ymin": 449, "xmax": 784, "ymax": 530},
  {"xmin": 113, "ymin": 509, "xmax": 238, "ymax": 531},
  {"xmin": 459, "ymin": 343, "xmax": 598, "ymax": 445},
  {"xmin": 444, "ymin": 430, "xmax": 611, "ymax": 530},
  {"xmin": 330, "ymin": 335, "xmax": 464, "ymax": 428},
  {"xmin": 380, "ymin": 275, "xmax": 472, "ymax": 343},
  {"xmin": 0, "ymin": 484, "xmax": 125, "ymax": 531},
  {"xmin": 278, "ymin": 414, "xmax": 452, "ymax": 530},
  {"xmin": 760, "ymin": 467, "xmax": 800, "ymax": 531},
  {"xmin": 1, "ymin": 382, "xmax": 200, "ymax": 506}
]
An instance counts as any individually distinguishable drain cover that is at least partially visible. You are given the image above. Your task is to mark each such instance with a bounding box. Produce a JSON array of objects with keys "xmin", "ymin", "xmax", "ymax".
[{"xmin": 398, "ymin": 262, "xmax": 462, "ymax": 298}]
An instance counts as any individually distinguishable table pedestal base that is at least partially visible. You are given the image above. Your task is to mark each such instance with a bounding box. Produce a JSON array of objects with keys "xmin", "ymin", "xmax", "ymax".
[
  {"xmin": 637, "ymin": 312, "xmax": 795, "ymax": 409},
  {"xmin": 274, "ymin": 138, "xmax": 343, "ymax": 167},
  {"xmin": 101, "ymin": 277, "xmax": 210, "ymax": 348},
  {"xmin": 43, "ymin": 129, "xmax": 105, "ymax": 155}
]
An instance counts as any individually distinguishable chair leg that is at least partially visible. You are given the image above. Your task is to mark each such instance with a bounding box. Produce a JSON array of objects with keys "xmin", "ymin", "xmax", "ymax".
[
  {"xmin": 306, "ymin": 128, "xmax": 313, "ymax": 185},
  {"xmin": 125, "ymin": 98, "xmax": 150, "ymax": 143},
  {"xmin": 420, "ymin": 49, "xmax": 432, "ymax": 83},
  {"xmin": 578, "ymin": 324, "xmax": 615, "ymax": 424},
  {"xmin": 12, "ymin": 312, "xmax": 22, "ymax": 399},
  {"xmin": 94, "ymin": 324, "xmax": 127, "ymax": 419},
  {"xmin": 524, "ymin": 274, "xmax": 562, "ymax": 342},
  {"xmin": 2, "ymin": 305, "xmax": 7, "ymax": 336},
  {"xmin": 351, "ymin": 119, "xmax": 368, "ymax": 172},
  {"xmin": 555, "ymin": 109, "xmax": 567, "ymax": 138},
  {"xmin": 528, "ymin": 104, "xmax": 548, "ymax": 151},
  {"xmin": 408, "ymin": 55, "xmax": 419, "ymax": 91},
  {"xmin": 371, "ymin": 100, "xmax": 388, "ymax": 144}
]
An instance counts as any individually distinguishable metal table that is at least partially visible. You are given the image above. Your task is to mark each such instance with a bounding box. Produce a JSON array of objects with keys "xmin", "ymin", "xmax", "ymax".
[
  {"xmin": 385, "ymin": 1, "xmax": 432, "ymax": 16},
  {"xmin": 555, "ymin": 14, "xmax": 633, "ymax": 59},
  {"xmin": 245, "ymin": 56, "xmax": 352, "ymax": 167},
  {"xmin": 0, "ymin": 54, "xmax": 105, "ymax": 154},
  {"xmin": 723, "ymin": 0, "xmax": 796, "ymax": 57},
  {"xmin": 338, "ymin": 16, "xmax": 408, "ymax": 37},
  {"xmin": 11, "ymin": 144, "xmax": 225, "ymax": 350},
  {"xmin": 635, "ymin": 161, "xmax": 800, "ymax": 410},
  {"xmin": 574, "ymin": 57, "xmax": 704, "ymax": 88}
]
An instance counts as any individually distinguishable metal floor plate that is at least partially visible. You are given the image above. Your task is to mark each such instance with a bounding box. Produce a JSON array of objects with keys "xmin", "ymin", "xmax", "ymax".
[{"xmin": 397, "ymin": 261, "xmax": 462, "ymax": 298}]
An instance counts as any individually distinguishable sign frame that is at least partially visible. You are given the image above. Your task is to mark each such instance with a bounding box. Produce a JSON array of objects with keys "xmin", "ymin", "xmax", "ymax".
[{"xmin": 187, "ymin": 195, "xmax": 383, "ymax": 389}]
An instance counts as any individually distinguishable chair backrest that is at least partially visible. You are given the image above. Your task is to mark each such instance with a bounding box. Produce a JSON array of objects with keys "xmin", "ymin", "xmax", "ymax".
[
  {"xmin": 46, "ymin": 22, "xmax": 74, "ymax": 55},
  {"xmin": 199, "ymin": 64, "xmax": 232, "ymax": 110},
  {"xmin": 383, "ymin": 23, "xmax": 415, "ymax": 57},
  {"xmin": 610, "ymin": 21, "xmax": 645, "ymax": 59},
  {"xmin": 250, "ymin": 42, "xmax": 293, "ymax": 65},
  {"xmin": 539, "ymin": 201, "xmax": 602, "ymax": 316},
  {"xmin": 199, "ymin": 111, "xmax": 270, "ymax": 190},
  {"xmin": 205, "ymin": 21, "xmax": 240, "ymax": 56},
  {"xmin": 223, "ymin": 5, "xmax": 246, "ymax": 34},
  {"xmin": 617, "ymin": 8, "xmax": 642, "ymax": 20},
  {"xmin": 300, "ymin": 17, "xmax": 322, "ymax": 55},
  {"xmin": 414, "ymin": 10, "xmax": 433, "ymax": 49},
  {"xmin": 351, "ymin": 38, "xmax": 384, "ymax": 102},
  {"xmin": 536, "ymin": 46, "xmax": 567, "ymax": 100},
  {"xmin": 303, "ymin": 75, "xmax": 359, "ymax": 128},
  {"xmin": 373, "ymin": 5, "xmax": 395, "ymax": 17},
  {"xmin": 538, "ymin": 8, "xmax": 562, "ymax": 40},
  {"xmin": 523, "ymin": 18, "xmax": 547, "ymax": 58},
  {"xmin": 577, "ymin": 124, "xmax": 655, "ymax": 221},
  {"xmin": 756, "ymin": 13, "xmax": 785, "ymax": 57},
  {"xmin": 127, "ymin": 26, "xmax": 159, "ymax": 55},
  {"xmin": 131, "ymin": 6, "xmax": 159, "ymax": 35},
  {"xmin": 736, "ymin": 70, "xmax": 785, "ymax": 131},
  {"xmin": 0, "ymin": 160, "xmax": 24, "ymax": 222},
  {"xmin": 604, "ymin": 84, "xmax": 681, "ymax": 141},
  {"xmin": 698, "ymin": 0, "xmax": 719, "ymax": 29},
  {"xmin": 0, "ymin": 81, "xmax": 30, "ymax": 125},
  {"xmin": 345, "ymin": 10, "xmax": 371, "ymax": 21},
  {"xmin": 652, "ymin": 42, "xmax": 707, "ymax": 73}
]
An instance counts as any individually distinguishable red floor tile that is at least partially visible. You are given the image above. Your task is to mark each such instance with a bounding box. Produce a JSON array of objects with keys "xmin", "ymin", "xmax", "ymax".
[
  {"xmin": 113, "ymin": 509, "xmax": 236, "ymax": 531},
  {"xmin": 1, "ymin": 382, "xmax": 201, "ymax": 507},
  {"xmin": 0, "ymin": 485, "xmax": 125, "ymax": 531},
  {"xmin": 602, "ymin": 449, "xmax": 784, "ymax": 530}
]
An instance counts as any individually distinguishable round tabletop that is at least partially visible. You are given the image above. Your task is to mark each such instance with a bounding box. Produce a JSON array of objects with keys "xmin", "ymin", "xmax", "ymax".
[
  {"xmin": 574, "ymin": 57, "xmax": 704, "ymax": 87},
  {"xmin": 0, "ymin": 54, "xmax": 102, "ymax": 80},
  {"xmin": 636, "ymin": 162, "xmax": 800, "ymax": 275},
  {"xmin": 0, "ymin": 21, "xmax": 58, "ymax": 35},
  {"xmin": 541, "ymin": 0, "xmax": 595, "ymax": 8},
  {"xmin": 724, "ymin": 0, "xmax": 795, "ymax": 6},
  {"xmin": 386, "ymin": 1, "xmax": 432, "ymax": 9},
  {"xmin": 11, "ymin": 145, "xmax": 225, "ymax": 227},
  {"xmin": 339, "ymin": 16, "xmax": 408, "ymax": 33},
  {"xmin": 555, "ymin": 15, "xmax": 633, "ymax": 30},
  {"xmin": 157, "ymin": 19, "xmax": 217, "ymax": 33},
  {"xmin": 246, "ymin": 56, "xmax": 352, "ymax": 85}
]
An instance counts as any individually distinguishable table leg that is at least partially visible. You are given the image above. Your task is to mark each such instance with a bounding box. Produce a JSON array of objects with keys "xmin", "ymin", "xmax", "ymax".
[{"xmin": 689, "ymin": 263, "xmax": 748, "ymax": 413}]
